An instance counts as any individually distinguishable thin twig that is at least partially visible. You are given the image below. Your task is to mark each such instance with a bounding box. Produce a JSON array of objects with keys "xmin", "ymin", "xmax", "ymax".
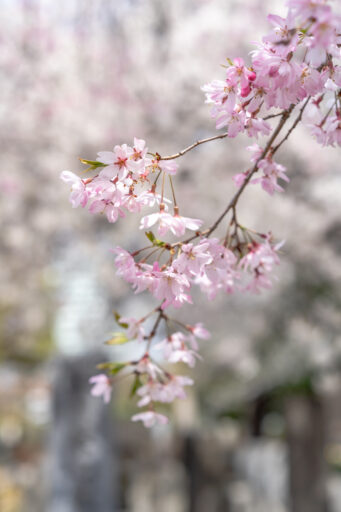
[
  {"xmin": 271, "ymin": 97, "xmax": 311, "ymax": 154},
  {"xmin": 262, "ymin": 111, "xmax": 286, "ymax": 120},
  {"xmin": 160, "ymin": 132, "xmax": 228, "ymax": 160},
  {"xmin": 201, "ymin": 104, "xmax": 295, "ymax": 238},
  {"xmin": 169, "ymin": 175, "xmax": 177, "ymax": 207},
  {"xmin": 138, "ymin": 246, "xmax": 162, "ymax": 263},
  {"xmin": 153, "ymin": 169, "xmax": 162, "ymax": 186},
  {"xmin": 146, "ymin": 309, "xmax": 164, "ymax": 352}
]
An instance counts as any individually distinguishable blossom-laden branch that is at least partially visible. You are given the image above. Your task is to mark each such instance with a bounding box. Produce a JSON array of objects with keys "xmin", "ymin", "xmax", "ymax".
[{"xmin": 61, "ymin": 0, "xmax": 341, "ymax": 428}]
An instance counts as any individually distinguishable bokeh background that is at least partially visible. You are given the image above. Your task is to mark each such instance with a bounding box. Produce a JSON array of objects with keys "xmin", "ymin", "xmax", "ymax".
[{"xmin": 1, "ymin": 0, "xmax": 341, "ymax": 511}]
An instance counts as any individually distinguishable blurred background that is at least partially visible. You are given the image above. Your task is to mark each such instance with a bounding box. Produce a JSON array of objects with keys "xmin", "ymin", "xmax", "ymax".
[{"xmin": 1, "ymin": 0, "xmax": 341, "ymax": 511}]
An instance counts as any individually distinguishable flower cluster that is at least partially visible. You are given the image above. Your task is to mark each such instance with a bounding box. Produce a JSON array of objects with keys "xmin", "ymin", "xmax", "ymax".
[
  {"xmin": 202, "ymin": 0, "xmax": 341, "ymax": 155},
  {"xmin": 61, "ymin": 138, "xmax": 179, "ymax": 223},
  {"xmin": 234, "ymin": 143, "xmax": 290, "ymax": 195},
  {"xmin": 89, "ymin": 322, "xmax": 208, "ymax": 427},
  {"xmin": 114, "ymin": 234, "xmax": 282, "ymax": 307},
  {"xmin": 61, "ymin": 0, "xmax": 340, "ymax": 427}
]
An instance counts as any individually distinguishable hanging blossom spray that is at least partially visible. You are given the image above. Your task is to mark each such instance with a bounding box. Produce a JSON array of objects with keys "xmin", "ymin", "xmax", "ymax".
[{"xmin": 61, "ymin": 0, "xmax": 341, "ymax": 428}]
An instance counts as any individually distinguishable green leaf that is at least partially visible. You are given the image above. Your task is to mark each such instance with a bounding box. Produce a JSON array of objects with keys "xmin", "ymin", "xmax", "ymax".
[
  {"xmin": 145, "ymin": 231, "xmax": 156, "ymax": 243},
  {"xmin": 79, "ymin": 158, "xmax": 108, "ymax": 168},
  {"xmin": 145, "ymin": 231, "xmax": 165, "ymax": 247},
  {"xmin": 155, "ymin": 239, "xmax": 165, "ymax": 247},
  {"xmin": 105, "ymin": 332, "xmax": 130, "ymax": 345},
  {"xmin": 96, "ymin": 362, "xmax": 126, "ymax": 375},
  {"xmin": 113, "ymin": 311, "xmax": 129, "ymax": 329},
  {"xmin": 130, "ymin": 373, "xmax": 143, "ymax": 397}
]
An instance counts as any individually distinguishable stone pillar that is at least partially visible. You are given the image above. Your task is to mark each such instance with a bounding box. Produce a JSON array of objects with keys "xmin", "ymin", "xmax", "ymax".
[
  {"xmin": 285, "ymin": 394, "xmax": 328, "ymax": 512},
  {"xmin": 47, "ymin": 352, "xmax": 117, "ymax": 512}
]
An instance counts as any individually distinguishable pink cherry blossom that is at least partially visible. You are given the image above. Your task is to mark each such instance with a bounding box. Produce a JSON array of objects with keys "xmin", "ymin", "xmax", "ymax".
[
  {"xmin": 119, "ymin": 317, "xmax": 145, "ymax": 342},
  {"xmin": 233, "ymin": 171, "xmax": 249, "ymax": 188},
  {"xmin": 245, "ymin": 115, "xmax": 271, "ymax": 138},
  {"xmin": 194, "ymin": 238, "xmax": 239, "ymax": 299},
  {"xmin": 251, "ymin": 157, "xmax": 290, "ymax": 195},
  {"xmin": 239, "ymin": 237, "xmax": 284, "ymax": 293},
  {"xmin": 155, "ymin": 331, "xmax": 201, "ymax": 367},
  {"xmin": 89, "ymin": 374, "xmax": 112, "ymax": 404},
  {"xmin": 149, "ymin": 263, "xmax": 192, "ymax": 308},
  {"xmin": 132, "ymin": 137, "xmax": 148, "ymax": 160},
  {"xmin": 136, "ymin": 375, "xmax": 193, "ymax": 406},
  {"xmin": 140, "ymin": 212, "xmax": 202, "ymax": 237},
  {"xmin": 264, "ymin": 13, "xmax": 296, "ymax": 44},
  {"xmin": 97, "ymin": 144, "xmax": 133, "ymax": 179},
  {"xmin": 226, "ymin": 57, "xmax": 256, "ymax": 90},
  {"xmin": 136, "ymin": 190, "xmax": 166, "ymax": 208},
  {"xmin": 135, "ymin": 356, "xmax": 163, "ymax": 380},
  {"xmin": 131, "ymin": 411, "xmax": 169, "ymax": 428},
  {"xmin": 188, "ymin": 323, "xmax": 211, "ymax": 340},
  {"xmin": 155, "ymin": 331, "xmax": 189, "ymax": 359},
  {"xmin": 172, "ymin": 241, "xmax": 213, "ymax": 277},
  {"xmin": 215, "ymin": 108, "xmax": 245, "ymax": 136},
  {"xmin": 201, "ymin": 80, "xmax": 229, "ymax": 105},
  {"xmin": 168, "ymin": 348, "xmax": 201, "ymax": 367},
  {"xmin": 60, "ymin": 171, "xmax": 88, "ymax": 208},
  {"xmin": 158, "ymin": 160, "xmax": 178, "ymax": 176}
]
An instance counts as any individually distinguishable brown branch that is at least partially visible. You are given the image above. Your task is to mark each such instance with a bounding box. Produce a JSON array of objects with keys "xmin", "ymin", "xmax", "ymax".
[
  {"xmin": 160, "ymin": 132, "xmax": 228, "ymax": 160},
  {"xmin": 145, "ymin": 309, "xmax": 164, "ymax": 353},
  {"xmin": 204, "ymin": 106, "xmax": 294, "ymax": 236},
  {"xmin": 194, "ymin": 104, "xmax": 295, "ymax": 241},
  {"xmin": 262, "ymin": 110, "xmax": 287, "ymax": 120},
  {"xmin": 271, "ymin": 97, "xmax": 311, "ymax": 155}
]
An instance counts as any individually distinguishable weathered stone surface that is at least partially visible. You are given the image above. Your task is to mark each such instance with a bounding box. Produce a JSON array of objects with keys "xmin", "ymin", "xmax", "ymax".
[{"xmin": 47, "ymin": 352, "xmax": 116, "ymax": 512}]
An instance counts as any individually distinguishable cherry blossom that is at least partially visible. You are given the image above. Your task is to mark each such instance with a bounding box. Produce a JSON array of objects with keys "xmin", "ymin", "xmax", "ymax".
[
  {"xmin": 140, "ymin": 212, "xmax": 203, "ymax": 237},
  {"xmin": 188, "ymin": 323, "xmax": 211, "ymax": 340},
  {"xmin": 131, "ymin": 411, "xmax": 169, "ymax": 428},
  {"xmin": 119, "ymin": 317, "xmax": 145, "ymax": 342},
  {"xmin": 136, "ymin": 375, "xmax": 193, "ymax": 407},
  {"xmin": 251, "ymin": 158, "xmax": 290, "ymax": 195},
  {"xmin": 60, "ymin": 171, "xmax": 88, "ymax": 208},
  {"xmin": 135, "ymin": 356, "xmax": 163, "ymax": 380},
  {"xmin": 89, "ymin": 374, "xmax": 112, "ymax": 404}
]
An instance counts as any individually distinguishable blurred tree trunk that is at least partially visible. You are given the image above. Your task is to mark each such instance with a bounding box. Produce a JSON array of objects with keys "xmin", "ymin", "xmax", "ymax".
[
  {"xmin": 285, "ymin": 394, "xmax": 328, "ymax": 512},
  {"xmin": 182, "ymin": 434, "xmax": 230, "ymax": 512},
  {"xmin": 250, "ymin": 393, "xmax": 270, "ymax": 437},
  {"xmin": 47, "ymin": 352, "xmax": 117, "ymax": 512},
  {"xmin": 183, "ymin": 434, "xmax": 201, "ymax": 512}
]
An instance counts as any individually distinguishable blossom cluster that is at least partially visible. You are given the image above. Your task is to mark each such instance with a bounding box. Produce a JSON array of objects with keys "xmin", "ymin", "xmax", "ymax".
[
  {"xmin": 88, "ymin": 232, "xmax": 283, "ymax": 427},
  {"xmin": 114, "ymin": 235, "xmax": 282, "ymax": 307},
  {"xmin": 61, "ymin": 138, "xmax": 178, "ymax": 223},
  {"xmin": 203, "ymin": 0, "xmax": 340, "ymax": 192},
  {"xmin": 61, "ymin": 0, "xmax": 340, "ymax": 427},
  {"xmin": 89, "ymin": 321, "xmax": 209, "ymax": 427},
  {"xmin": 234, "ymin": 143, "xmax": 290, "ymax": 195}
]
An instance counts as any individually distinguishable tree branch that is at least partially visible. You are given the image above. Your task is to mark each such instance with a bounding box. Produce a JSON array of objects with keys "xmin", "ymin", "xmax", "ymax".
[{"xmin": 160, "ymin": 132, "xmax": 228, "ymax": 160}]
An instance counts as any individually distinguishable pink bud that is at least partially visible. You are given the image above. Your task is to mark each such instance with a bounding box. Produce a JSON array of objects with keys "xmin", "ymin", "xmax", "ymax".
[
  {"xmin": 247, "ymin": 71, "xmax": 256, "ymax": 81},
  {"xmin": 240, "ymin": 85, "xmax": 251, "ymax": 97}
]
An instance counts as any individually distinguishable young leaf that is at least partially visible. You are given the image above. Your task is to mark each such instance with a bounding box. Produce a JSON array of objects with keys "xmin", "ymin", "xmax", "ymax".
[
  {"xmin": 145, "ymin": 231, "xmax": 165, "ymax": 247},
  {"xmin": 79, "ymin": 158, "xmax": 108, "ymax": 168},
  {"xmin": 113, "ymin": 311, "xmax": 129, "ymax": 329},
  {"xmin": 96, "ymin": 362, "xmax": 126, "ymax": 375},
  {"xmin": 105, "ymin": 332, "xmax": 130, "ymax": 345},
  {"xmin": 145, "ymin": 231, "xmax": 156, "ymax": 243},
  {"xmin": 130, "ymin": 373, "xmax": 143, "ymax": 397}
]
